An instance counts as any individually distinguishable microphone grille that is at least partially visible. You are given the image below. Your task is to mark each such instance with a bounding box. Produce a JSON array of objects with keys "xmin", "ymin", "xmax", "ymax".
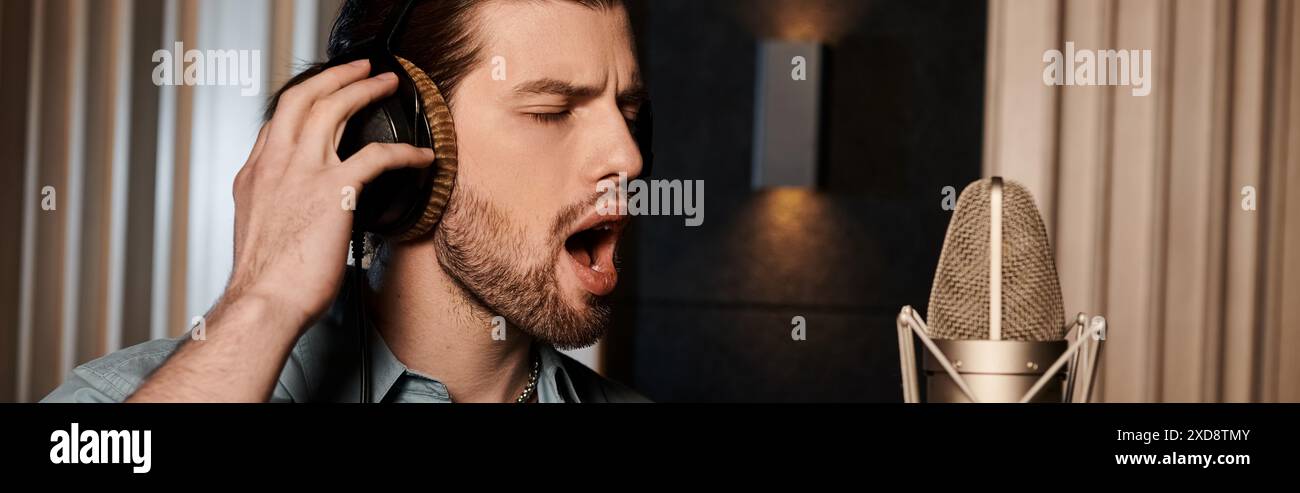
[{"xmin": 927, "ymin": 178, "xmax": 1065, "ymax": 341}]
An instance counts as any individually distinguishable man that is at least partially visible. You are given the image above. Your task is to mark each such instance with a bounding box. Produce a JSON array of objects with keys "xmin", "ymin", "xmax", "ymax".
[{"xmin": 44, "ymin": 0, "xmax": 648, "ymax": 403}]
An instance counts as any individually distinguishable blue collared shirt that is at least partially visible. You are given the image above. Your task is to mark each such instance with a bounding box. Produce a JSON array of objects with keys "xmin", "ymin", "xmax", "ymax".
[{"xmin": 42, "ymin": 290, "xmax": 647, "ymax": 403}]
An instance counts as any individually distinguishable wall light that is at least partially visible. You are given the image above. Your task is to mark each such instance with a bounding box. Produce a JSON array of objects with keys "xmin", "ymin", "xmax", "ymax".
[{"xmin": 751, "ymin": 40, "xmax": 824, "ymax": 190}]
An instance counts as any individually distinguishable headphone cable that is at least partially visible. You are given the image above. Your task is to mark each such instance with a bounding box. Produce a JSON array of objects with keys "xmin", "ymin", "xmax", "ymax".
[{"xmin": 351, "ymin": 230, "xmax": 371, "ymax": 403}]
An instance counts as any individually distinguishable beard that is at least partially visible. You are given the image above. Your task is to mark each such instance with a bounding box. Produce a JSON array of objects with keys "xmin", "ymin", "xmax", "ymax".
[{"xmin": 431, "ymin": 186, "xmax": 612, "ymax": 350}]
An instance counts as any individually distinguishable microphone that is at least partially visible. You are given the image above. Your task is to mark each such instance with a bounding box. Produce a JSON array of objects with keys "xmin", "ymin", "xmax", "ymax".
[{"xmin": 896, "ymin": 177, "xmax": 1107, "ymax": 403}]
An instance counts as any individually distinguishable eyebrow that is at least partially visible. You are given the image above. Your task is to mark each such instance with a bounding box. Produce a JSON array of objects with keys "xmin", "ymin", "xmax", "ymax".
[{"xmin": 513, "ymin": 76, "xmax": 648, "ymax": 106}]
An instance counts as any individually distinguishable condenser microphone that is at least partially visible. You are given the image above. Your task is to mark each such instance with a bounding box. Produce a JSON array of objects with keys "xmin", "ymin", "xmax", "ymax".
[{"xmin": 895, "ymin": 177, "xmax": 1107, "ymax": 403}]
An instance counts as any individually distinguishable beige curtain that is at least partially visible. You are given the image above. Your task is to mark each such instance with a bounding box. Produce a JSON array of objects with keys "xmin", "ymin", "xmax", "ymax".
[
  {"xmin": 0, "ymin": 0, "xmax": 343, "ymax": 402},
  {"xmin": 984, "ymin": 0, "xmax": 1300, "ymax": 402}
]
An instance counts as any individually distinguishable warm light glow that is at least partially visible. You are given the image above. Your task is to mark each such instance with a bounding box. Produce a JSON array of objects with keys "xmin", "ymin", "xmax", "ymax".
[
  {"xmin": 732, "ymin": 0, "xmax": 870, "ymax": 43},
  {"xmin": 720, "ymin": 188, "xmax": 836, "ymax": 285},
  {"xmin": 761, "ymin": 187, "xmax": 821, "ymax": 229},
  {"xmin": 772, "ymin": 4, "xmax": 830, "ymax": 42},
  {"xmin": 780, "ymin": 19, "xmax": 823, "ymax": 43}
]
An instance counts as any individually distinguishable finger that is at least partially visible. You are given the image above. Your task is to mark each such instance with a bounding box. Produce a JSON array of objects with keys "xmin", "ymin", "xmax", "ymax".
[
  {"xmin": 300, "ymin": 72, "xmax": 400, "ymax": 153},
  {"xmin": 338, "ymin": 143, "xmax": 436, "ymax": 186},
  {"xmin": 267, "ymin": 59, "xmax": 372, "ymax": 145}
]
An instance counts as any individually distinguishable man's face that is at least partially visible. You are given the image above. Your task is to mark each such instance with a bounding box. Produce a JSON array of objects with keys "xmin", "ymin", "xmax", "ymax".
[{"xmin": 430, "ymin": 1, "xmax": 643, "ymax": 349}]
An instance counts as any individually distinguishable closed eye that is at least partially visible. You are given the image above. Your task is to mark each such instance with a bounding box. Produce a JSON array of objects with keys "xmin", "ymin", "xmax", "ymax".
[{"xmin": 528, "ymin": 110, "xmax": 572, "ymax": 125}]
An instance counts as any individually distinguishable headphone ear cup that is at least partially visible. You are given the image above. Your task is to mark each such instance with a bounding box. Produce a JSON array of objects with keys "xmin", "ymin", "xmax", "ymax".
[{"xmin": 393, "ymin": 56, "xmax": 458, "ymax": 242}]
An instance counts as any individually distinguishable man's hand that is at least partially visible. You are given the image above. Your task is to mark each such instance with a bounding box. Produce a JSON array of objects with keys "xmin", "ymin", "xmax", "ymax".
[
  {"xmin": 128, "ymin": 60, "xmax": 434, "ymax": 402},
  {"xmin": 229, "ymin": 59, "xmax": 433, "ymax": 327}
]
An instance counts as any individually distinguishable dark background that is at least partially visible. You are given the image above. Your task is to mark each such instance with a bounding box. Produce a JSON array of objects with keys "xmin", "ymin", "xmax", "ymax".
[{"xmin": 606, "ymin": 0, "xmax": 987, "ymax": 402}]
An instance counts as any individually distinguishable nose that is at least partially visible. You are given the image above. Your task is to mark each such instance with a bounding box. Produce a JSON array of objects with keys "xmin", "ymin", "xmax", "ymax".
[{"xmin": 585, "ymin": 106, "xmax": 644, "ymax": 185}]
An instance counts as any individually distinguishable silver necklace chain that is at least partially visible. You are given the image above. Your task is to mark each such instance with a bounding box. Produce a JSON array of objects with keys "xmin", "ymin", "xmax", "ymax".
[{"xmin": 514, "ymin": 348, "xmax": 541, "ymax": 404}]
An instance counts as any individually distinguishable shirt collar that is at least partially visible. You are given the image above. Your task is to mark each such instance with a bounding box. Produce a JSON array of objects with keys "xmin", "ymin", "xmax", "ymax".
[
  {"xmin": 537, "ymin": 343, "xmax": 582, "ymax": 403},
  {"xmin": 361, "ymin": 322, "xmax": 580, "ymax": 403}
]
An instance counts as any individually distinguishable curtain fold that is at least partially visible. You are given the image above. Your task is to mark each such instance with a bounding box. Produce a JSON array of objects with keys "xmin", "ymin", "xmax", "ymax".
[{"xmin": 984, "ymin": 0, "xmax": 1300, "ymax": 402}]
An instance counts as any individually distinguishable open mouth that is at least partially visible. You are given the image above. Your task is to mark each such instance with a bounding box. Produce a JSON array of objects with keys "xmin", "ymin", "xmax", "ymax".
[{"xmin": 563, "ymin": 217, "xmax": 626, "ymax": 296}]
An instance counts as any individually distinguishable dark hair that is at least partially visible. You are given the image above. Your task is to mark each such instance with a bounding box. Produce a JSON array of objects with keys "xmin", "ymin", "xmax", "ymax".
[{"xmin": 265, "ymin": 0, "xmax": 623, "ymax": 121}]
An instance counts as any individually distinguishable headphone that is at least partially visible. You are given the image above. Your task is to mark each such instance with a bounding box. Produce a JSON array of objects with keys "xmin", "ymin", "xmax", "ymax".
[{"xmin": 325, "ymin": 0, "xmax": 653, "ymax": 402}]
